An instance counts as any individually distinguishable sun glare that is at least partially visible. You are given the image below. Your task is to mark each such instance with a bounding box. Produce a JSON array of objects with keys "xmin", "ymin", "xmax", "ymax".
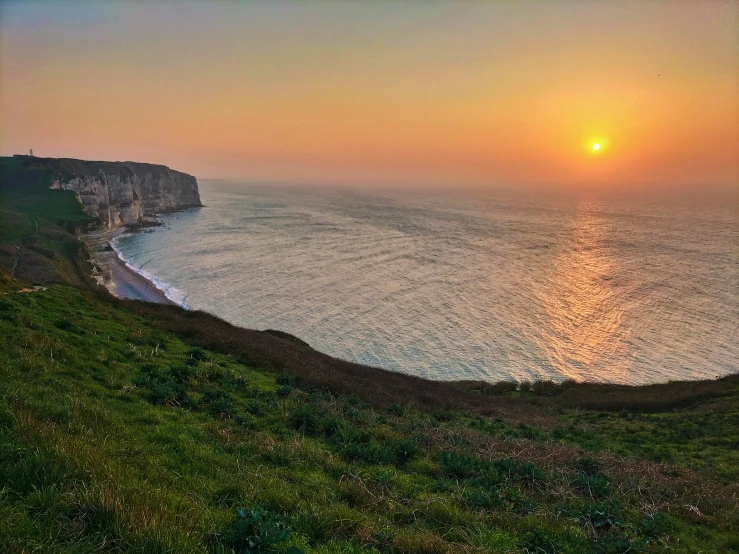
[{"xmin": 592, "ymin": 143, "xmax": 601, "ymax": 151}]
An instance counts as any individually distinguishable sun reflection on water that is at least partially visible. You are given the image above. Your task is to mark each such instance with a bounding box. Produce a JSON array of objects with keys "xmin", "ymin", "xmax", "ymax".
[{"xmin": 538, "ymin": 201, "xmax": 632, "ymax": 382}]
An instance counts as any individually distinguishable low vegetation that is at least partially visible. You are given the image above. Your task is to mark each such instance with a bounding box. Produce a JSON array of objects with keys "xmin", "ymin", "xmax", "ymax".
[{"xmin": 1, "ymin": 276, "xmax": 738, "ymax": 553}]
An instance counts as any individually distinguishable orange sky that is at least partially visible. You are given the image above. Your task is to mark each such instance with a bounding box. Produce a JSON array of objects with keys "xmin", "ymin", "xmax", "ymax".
[{"xmin": 1, "ymin": 1, "xmax": 737, "ymax": 189}]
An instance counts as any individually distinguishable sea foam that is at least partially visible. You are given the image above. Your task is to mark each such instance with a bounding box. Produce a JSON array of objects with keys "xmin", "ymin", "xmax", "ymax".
[{"xmin": 110, "ymin": 235, "xmax": 191, "ymax": 310}]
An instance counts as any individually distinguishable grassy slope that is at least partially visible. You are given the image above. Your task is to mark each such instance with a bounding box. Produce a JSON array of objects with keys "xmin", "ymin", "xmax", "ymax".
[
  {"xmin": 1, "ymin": 157, "xmax": 738, "ymax": 552},
  {"xmin": 1, "ymin": 277, "xmax": 738, "ymax": 554},
  {"xmin": 0, "ymin": 156, "xmax": 95, "ymax": 230},
  {"xmin": 0, "ymin": 156, "xmax": 97, "ymax": 287}
]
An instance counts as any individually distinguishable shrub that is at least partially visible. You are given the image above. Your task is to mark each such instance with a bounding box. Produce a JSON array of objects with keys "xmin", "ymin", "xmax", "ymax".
[
  {"xmin": 514, "ymin": 423, "xmax": 546, "ymax": 440},
  {"xmin": 575, "ymin": 457, "xmax": 603, "ymax": 477},
  {"xmin": 214, "ymin": 485, "xmax": 245, "ymax": 508},
  {"xmin": 320, "ymin": 417, "xmax": 343, "ymax": 437},
  {"xmin": 521, "ymin": 528, "xmax": 559, "ymax": 554},
  {"xmin": 574, "ymin": 473, "xmax": 610, "ymax": 498},
  {"xmin": 493, "ymin": 458, "xmax": 546, "ymax": 485},
  {"xmin": 0, "ymin": 406, "xmax": 15, "ymax": 430},
  {"xmin": 188, "ymin": 347, "xmax": 207, "ymax": 361},
  {"xmin": 593, "ymin": 531, "xmax": 639, "ymax": 554},
  {"xmin": 471, "ymin": 466, "xmax": 504, "ymax": 489},
  {"xmin": 341, "ymin": 401, "xmax": 362, "ymax": 421},
  {"xmin": 290, "ymin": 404, "xmax": 320, "ymax": 435},
  {"xmin": 276, "ymin": 374, "xmax": 296, "ymax": 387},
  {"xmin": 231, "ymin": 375, "xmax": 249, "ymax": 390},
  {"xmin": 132, "ymin": 365, "xmax": 169, "ymax": 386},
  {"xmin": 439, "ymin": 454, "xmax": 544, "ymax": 484},
  {"xmin": 463, "ymin": 488, "xmax": 503, "ymax": 510},
  {"xmin": 552, "ymin": 427, "xmax": 567, "ymax": 440},
  {"xmin": 579, "ymin": 502, "xmax": 622, "ymax": 530},
  {"xmin": 331, "ymin": 423, "xmax": 396, "ymax": 464},
  {"xmin": 146, "ymin": 384, "xmax": 173, "ymax": 405},
  {"xmin": 531, "ymin": 379, "xmax": 559, "ymax": 397},
  {"xmin": 245, "ymin": 400, "xmax": 262, "ymax": 416},
  {"xmin": 54, "ymin": 317, "xmax": 83, "ymax": 334},
  {"xmin": 275, "ymin": 385, "xmax": 293, "ymax": 398},
  {"xmin": 487, "ymin": 381, "xmax": 519, "ymax": 395},
  {"xmin": 208, "ymin": 398, "xmax": 233, "ymax": 418},
  {"xmin": 170, "ymin": 364, "xmax": 194, "ymax": 383},
  {"xmin": 518, "ymin": 380, "xmax": 533, "ymax": 393},
  {"xmin": 433, "ymin": 410, "xmax": 455, "ymax": 422},
  {"xmin": 637, "ymin": 512, "xmax": 678, "ymax": 542},
  {"xmin": 218, "ymin": 507, "xmax": 304, "ymax": 553},
  {"xmin": 340, "ymin": 440, "xmax": 394, "ymax": 465},
  {"xmin": 439, "ymin": 451, "xmax": 479, "ymax": 479},
  {"xmin": 386, "ymin": 403, "xmax": 405, "ymax": 417},
  {"xmin": 201, "ymin": 386, "xmax": 233, "ymax": 417},
  {"xmin": 502, "ymin": 487, "xmax": 538, "ymax": 515},
  {"xmin": 205, "ymin": 367, "xmax": 227, "ymax": 382},
  {"xmin": 235, "ymin": 414, "xmax": 257, "ymax": 431},
  {"xmin": 332, "ymin": 422, "xmax": 366, "ymax": 447},
  {"xmin": 0, "ymin": 300, "xmax": 19, "ymax": 321},
  {"xmin": 391, "ymin": 438, "xmax": 418, "ymax": 464}
]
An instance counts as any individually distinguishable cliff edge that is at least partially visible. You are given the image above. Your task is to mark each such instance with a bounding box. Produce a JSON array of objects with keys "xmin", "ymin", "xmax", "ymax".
[{"xmin": 15, "ymin": 155, "xmax": 202, "ymax": 230}]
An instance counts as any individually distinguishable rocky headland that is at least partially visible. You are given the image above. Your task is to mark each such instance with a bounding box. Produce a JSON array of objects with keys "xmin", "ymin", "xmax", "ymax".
[
  {"xmin": 0, "ymin": 155, "xmax": 202, "ymax": 295},
  {"xmin": 34, "ymin": 156, "xmax": 202, "ymax": 229}
]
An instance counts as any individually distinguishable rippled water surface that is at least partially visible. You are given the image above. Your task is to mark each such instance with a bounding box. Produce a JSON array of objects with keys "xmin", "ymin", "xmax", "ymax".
[{"xmin": 113, "ymin": 183, "xmax": 738, "ymax": 384}]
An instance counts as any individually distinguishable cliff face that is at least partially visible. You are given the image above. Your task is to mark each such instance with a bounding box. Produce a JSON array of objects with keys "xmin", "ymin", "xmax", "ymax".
[{"xmin": 28, "ymin": 157, "xmax": 203, "ymax": 230}]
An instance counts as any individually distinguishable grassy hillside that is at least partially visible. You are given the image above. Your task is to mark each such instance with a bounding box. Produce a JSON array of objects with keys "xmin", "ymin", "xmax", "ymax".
[
  {"xmin": 1, "ymin": 274, "xmax": 738, "ymax": 553},
  {"xmin": 0, "ymin": 156, "xmax": 97, "ymax": 287},
  {"xmin": 0, "ymin": 156, "xmax": 96, "ymax": 231}
]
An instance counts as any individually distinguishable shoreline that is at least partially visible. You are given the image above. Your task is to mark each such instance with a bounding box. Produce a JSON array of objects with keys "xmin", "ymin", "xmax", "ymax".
[
  {"xmin": 109, "ymin": 248, "xmax": 175, "ymax": 304},
  {"xmin": 98, "ymin": 227, "xmax": 175, "ymax": 305}
]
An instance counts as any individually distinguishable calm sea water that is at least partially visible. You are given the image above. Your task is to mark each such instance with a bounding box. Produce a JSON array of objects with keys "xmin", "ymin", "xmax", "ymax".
[{"xmin": 112, "ymin": 183, "xmax": 738, "ymax": 384}]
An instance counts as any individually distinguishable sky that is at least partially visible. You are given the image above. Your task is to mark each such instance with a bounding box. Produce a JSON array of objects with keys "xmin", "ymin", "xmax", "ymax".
[{"xmin": 1, "ymin": 0, "xmax": 738, "ymax": 190}]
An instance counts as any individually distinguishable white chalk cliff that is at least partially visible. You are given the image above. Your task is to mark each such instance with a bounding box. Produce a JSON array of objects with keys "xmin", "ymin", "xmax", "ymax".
[{"xmin": 41, "ymin": 158, "xmax": 202, "ymax": 229}]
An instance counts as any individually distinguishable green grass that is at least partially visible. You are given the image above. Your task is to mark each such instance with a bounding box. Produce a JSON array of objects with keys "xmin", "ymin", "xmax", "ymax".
[
  {"xmin": 0, "ymin": 206, "xmax": 35, "ymax": 244},
  {"xmin": 1, "ymin": 279, "xmax": 738, "ymax": 553},
  {"xmin": 0, "ymin": 157, "xmax": 94, "ymax": 232},
  {"xmin": 462, "ymin": 400, "xmax": 739, "ymax": 484},
  {"xmin": 553, "ymin": 408, "xmax": 739, "ymax": 480},
  {"xmin": 1, "ymin": 157, "xmax": 97, "ymax": 286}
]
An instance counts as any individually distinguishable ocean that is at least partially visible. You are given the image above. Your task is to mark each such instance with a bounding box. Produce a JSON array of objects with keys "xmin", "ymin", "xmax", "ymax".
[{"xmin": 112, "ymin": 182, "xmax": 738, "ymax": 385}]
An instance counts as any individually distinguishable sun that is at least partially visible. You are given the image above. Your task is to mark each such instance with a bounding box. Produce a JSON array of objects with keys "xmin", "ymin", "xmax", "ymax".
[{"xmin": 592, "ymin": 143, "xmax": 601, "ymax": 151}]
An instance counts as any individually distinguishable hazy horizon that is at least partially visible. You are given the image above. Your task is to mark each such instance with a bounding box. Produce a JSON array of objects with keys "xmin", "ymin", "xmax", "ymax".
[{"xmin": 1, "ymin": 0, "xmax": 738, "ymax": 190}]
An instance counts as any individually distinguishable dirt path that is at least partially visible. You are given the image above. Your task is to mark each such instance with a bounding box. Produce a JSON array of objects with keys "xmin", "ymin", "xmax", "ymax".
[{"xmin": 10, "ymin": 245, "xmax": 21, "ymax": 277}]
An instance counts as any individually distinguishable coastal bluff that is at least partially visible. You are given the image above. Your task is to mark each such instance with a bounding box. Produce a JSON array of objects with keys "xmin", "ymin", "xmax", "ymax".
[
  {"xmin": 0, "ymin": 155, "xmax": 202, "ymax": 289},
  {"xmin": 14, "ymin": 155, "xmax": 202, "ymax": 230}
]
